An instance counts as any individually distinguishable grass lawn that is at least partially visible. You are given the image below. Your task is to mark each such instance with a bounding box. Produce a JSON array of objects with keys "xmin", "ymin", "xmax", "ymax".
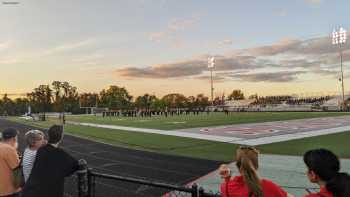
[
  {"xmin": 259, "ymin": 131, "xmax": 350, "ymax": 158},
  {"xmin": 5, "ymin": 116, "xmax": 350, "ymax": 161},
  {"xmin": 63, "ymin": 112, "xmax": 350, "ymax": 130}
]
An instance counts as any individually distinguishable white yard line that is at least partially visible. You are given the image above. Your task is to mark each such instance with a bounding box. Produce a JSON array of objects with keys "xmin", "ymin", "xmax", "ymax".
[
  {"xmin": 67, "ymin": 121, "xmax": 350, "ymax": 145},
  {"xmin": 67, "ymin": 121, "xmax": 242, "ymax": 143},
  {"xmin": 237, "ymin": 126, "xmax": 350, "ymax": 145}
]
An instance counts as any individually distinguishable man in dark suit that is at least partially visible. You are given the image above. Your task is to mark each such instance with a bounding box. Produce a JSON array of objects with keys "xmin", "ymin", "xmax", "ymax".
[{"xmin": 22, "ymin": 125, "xmax": 79, "ymax": 197}]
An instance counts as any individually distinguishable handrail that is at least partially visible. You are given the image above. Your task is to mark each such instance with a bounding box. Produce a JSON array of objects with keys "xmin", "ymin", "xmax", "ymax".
[
  {"xmin": 88, "ymin": 171, "xmax": 194, "ymax": 193},
  {"xmin": 76, "ymin": 159, "xmax": 317, "ymax": 197}
]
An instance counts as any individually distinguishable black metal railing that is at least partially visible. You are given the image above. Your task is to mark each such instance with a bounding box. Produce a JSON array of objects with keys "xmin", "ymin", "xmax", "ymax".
[
  {"xmin": 75, "ymin": 159, "xmax": 319, "ymax": 197},
  {"xmin": 76, "ymin": 159, "xmax": 220, "ymax": 197}
]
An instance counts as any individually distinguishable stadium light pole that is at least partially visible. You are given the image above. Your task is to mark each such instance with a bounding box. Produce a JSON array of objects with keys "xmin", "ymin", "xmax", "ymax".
[
  {"xmin": 332, "ymin": 27, "xmax": 347, "ymax": 110},
  {"xmin": 208, "ymin": 57, "xmax": 215, "ymax": 107}
]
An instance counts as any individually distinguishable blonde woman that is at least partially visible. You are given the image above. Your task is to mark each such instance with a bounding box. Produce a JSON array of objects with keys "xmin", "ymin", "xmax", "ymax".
[
  {"xmin": 23, "ymin": 130, "xmax": 46, "ymax": 183},
  {"xmin": 220, "ymin": 146, "xmax": 294, "ymax": 197}
]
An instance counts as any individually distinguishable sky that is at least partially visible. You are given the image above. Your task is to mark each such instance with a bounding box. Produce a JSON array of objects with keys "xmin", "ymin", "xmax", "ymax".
[{"xmin": 1, "ymin": 0, "xmax": 350, "ymax": 98}]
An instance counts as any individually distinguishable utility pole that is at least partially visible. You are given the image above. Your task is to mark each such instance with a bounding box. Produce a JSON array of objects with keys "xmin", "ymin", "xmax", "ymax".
[{"xmin": 208, "ymin": 57, "xmax": 215, "ymax": 108}]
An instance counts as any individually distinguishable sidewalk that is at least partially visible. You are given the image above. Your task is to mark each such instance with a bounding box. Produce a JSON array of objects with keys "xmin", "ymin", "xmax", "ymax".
[{"xmin": 187, "ymin": 154, "xmax": 350, "ymax": 197}]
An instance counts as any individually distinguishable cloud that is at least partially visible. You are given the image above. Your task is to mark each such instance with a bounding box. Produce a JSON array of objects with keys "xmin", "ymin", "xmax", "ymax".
[
  {"xmin": 195, "ymin": 75, "xmax": 226, "ymax": 83},
  {"xmin": 0, "ymin": 58, "xmax": 19, "ymax": 64},
  {"xmin": 245, "ymin": 39, "xmax": 302, "ymax": 56},
  {"xmin": 229, "ymin": 71, "xmax": 306, "ymax": 82},
  {"xmin": 72, "ymin": 53, "xmax": 104, "ymax": 63},
  {"xmin": 149, "ymin": 15, "xmax": 200, "ymax": 43},
  {"xmin": 168, "ymin": 16, "xmax": 200, "ymax": 31},
  {"xmin": 117, "ymin": 59, "xmax": 205, "ymax": 78},
  {"xmin": 0, "ymin": 41, "xmax": 11, "ymax": 51},
  {"xmin": 305, "ymin": 0, "xmax": 322, "ymax": 5},
  {"xmin": 217, "ymin": 39, "xmax": 234, "ymax": 47},
  {"xmin": 41, "ymin": 39, "xmax": 95, "ymax": 56},
  {"xmin": 276, "ymin": 9, "xmax": 287, "ymax": 17},
  {"xmin": 115, "ymin": 55, "xmax": 263, "ymax": 79},
  {"xmin": 51, "ymin": 39, "xmax": 94, "ymax": 53},
  {"xmin": 115, "ymin": 35, "xmax": 350, "ymax": 83},
  {"xmin": 149, "ymin": 32, "xmax": 167, "ymax": 42}
]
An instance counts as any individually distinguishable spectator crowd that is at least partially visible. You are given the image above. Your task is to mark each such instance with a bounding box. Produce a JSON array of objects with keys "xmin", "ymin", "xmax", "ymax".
[
  {"xmin": 0, "ymin": 125, "xmax": 79, "ymax": 197},
  {"xmin": 252, "ymin": 96, "xmax": 332, "ymax": 106}
]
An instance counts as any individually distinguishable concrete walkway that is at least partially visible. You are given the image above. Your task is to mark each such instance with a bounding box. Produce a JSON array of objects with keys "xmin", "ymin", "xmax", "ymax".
[{"xmin": 186, "ymin": 154, "xmax": 350, "ymax": 197}]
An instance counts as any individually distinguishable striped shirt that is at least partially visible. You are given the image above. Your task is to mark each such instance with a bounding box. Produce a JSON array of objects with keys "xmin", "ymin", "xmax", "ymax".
[{"xmin": 23, "ymin": 148, "xmax": 38, "ymax": 183}]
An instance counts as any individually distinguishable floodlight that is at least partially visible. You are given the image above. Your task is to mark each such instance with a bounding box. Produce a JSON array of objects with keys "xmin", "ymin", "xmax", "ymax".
[
  {"xmin": 333, "ymin": 27, "xmax": 347, "ymax": 45},
  {"xmin": 331, "ymin": 26, "xmax": 347, "ymax": 110},
  {"xmin": 208, "ymin": 57, "xmax": 215, "ymax": 68}
]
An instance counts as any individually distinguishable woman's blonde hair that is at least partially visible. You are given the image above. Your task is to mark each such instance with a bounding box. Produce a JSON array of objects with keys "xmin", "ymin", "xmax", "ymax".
[
  {"xmin": 235, "ymin": 146, "xmax": 262, "ymax": 197},
  {"xmin": 25, "ymin": 130, "xmax": 44, "ymax": 148}
]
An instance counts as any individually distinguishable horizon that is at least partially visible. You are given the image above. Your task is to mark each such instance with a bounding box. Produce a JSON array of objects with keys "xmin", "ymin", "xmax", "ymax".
[
  {"xmin": 0, "ymin": 82, "xmax": 345, "ymax": 100},
  {"xmin": 1, "ymin": 0, "xmax": 350, "ymax": 97}
]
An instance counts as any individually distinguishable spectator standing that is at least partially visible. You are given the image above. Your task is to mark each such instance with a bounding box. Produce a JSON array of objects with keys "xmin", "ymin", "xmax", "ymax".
[
  {"xmin": 303, "ymin": 149, "xmax": 350, "ymax": 197},
  {"xmin": 0, "ymin": 128, "xmax": 20, "ymax": 197},
  {"xmin": 22, "ymin": 130, "xmax": 46, "ymax": 183},
  {"xmin": 22, "ymin": 125, "xmax": 79, "ymax": 197}
]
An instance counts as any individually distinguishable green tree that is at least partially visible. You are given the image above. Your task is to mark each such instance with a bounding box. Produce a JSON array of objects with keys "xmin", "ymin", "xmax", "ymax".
[
  {"xmin": 99, "ymin": 86, "xmax": 133, "ymax": 110},
  {"xmin": 135, "ymin": 94, "xmax": 157, "ymax": 110},
  {"xmin": 162, "ymin": 93, "xmax": 188, "ymax": 109},
  {"xmin": 13, "ymin": 98, "xmax": 30, "ymax": 115},
  {"xmin": 186, "ymin": 96, "xmax": 196, "ymax": 110},
  {"xmin": 150, "ymin": 99, "xmax": 166, "ymax": 111},
  {"xmin": 0, "ymin": 94, "xmax": 14, "ymax": 115},
  {"xmin": 248, "ymin": 93, "xmax": 258, "ymax": 100},
  {"xmin": 50, "ymin": 81, "xmax": 80, "ymax": 113},
  {"xmin": 195, "ymin": 94, "xmax": 210, "ymax": 110},
  {"xmin": 27, "ymin": 85, "xmax": 53, "ymax": 113},
  {"xmin": 79, "ymin": 93, "xmax": 98, "ymax": 108},
  {"xmin": 228, "ymin": 89, "xmax": 245, "ymax": 100}
]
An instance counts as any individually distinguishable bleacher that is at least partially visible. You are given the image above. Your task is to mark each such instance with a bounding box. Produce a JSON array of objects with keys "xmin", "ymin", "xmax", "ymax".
[{"xmin": 224, "ymin": 96, "xmax": 335, "ymax": 112}]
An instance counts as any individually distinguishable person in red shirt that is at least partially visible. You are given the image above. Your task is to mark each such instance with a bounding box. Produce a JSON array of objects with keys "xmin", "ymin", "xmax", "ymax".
[
  {"xmin": 303, "ymin": 149, "xmax": 350, "ymax": 197},
  {"xmin": 219, "ymin": 146, "xmax": 294, "ymax": 197}
]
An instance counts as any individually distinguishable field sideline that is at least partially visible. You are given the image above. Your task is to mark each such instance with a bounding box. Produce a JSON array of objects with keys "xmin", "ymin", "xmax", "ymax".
[
  {"xmin": 63, "ymin": 112, "xmax": 350, "ymax": 130},
  {"xmin": 5, "ymin": 111, "xmax": 350, "ymax": 161}
]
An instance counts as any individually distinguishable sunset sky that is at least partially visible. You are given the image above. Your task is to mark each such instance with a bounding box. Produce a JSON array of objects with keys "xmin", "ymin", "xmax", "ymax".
[{"xmin": 1, "ymin": 0, "xmax": 350, "ymax": 98}]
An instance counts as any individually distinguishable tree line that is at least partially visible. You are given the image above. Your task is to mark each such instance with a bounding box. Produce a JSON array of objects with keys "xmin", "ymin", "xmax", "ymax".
[{"xmin": 0, "ymin": 81, "xmax": 247, "ymax": 115}]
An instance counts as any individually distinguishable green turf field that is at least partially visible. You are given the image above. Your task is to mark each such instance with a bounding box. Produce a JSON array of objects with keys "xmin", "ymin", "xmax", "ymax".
[
  {"xmin": 5, "ymin": 115, "xmax": 350, "ymax": 161},
  {"xmin": 64, "ymin": 112, "xmax": 350, "ymax": 130}
]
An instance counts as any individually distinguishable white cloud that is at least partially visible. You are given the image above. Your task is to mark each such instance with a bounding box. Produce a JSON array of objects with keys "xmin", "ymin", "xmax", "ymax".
[
  {"xmin": 305, "ymin": 0, "xmax": 322, "ymax": 5},
  {"xmin": 276, "ymin": 9, "xmax": 287, "ymax": 17},
  {"xmin": 0, "ymin": 57, "xmax": 19, "ymax": 64},
  {"xmin": 217, "ymin": 39, "xmax": 234, "ymax": 47},
  {"xmin": 49, "ymin": 39, "xmax": 95, "ymax": 53},
  {"xmin": 33, "ymin": 39, "xmax": 97, "ymax": 58},
  {"xmin": 0, "ymin": 41, "xmax": 11, "ymax": 51},
  {"xmin": 149, "ymin": 32, "xmax": 167, "ymax": 42},
  {"xmin": 149, "ymin": 15, "xmax": 200, "ymax": 43},
  {"xmin": 168, "ymin": 16, "xmax": 200, "ymax": 31},
  {"xmin": 72, "ymin": 53, "xmax": 104, "ymax": 63}
]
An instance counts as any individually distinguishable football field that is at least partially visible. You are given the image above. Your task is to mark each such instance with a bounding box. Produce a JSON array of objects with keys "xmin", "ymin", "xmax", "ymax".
[
  {"xmin": 7, "ymin": 111, "xmax": 350, "ymax": 161},
  {"xmin": 64, "ymin": 111, "xmax": 350, "ymax": 130}
]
